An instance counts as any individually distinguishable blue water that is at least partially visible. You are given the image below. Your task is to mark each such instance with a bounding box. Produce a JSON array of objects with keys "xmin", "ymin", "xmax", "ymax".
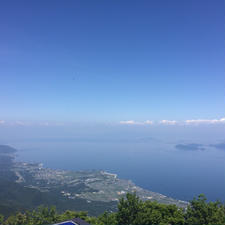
[{"xmin": 13, "ymin": 138, "xmax": 225, "ymax": 203}]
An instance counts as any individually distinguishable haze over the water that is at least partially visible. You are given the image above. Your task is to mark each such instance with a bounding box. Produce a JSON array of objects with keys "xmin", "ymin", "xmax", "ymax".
[{"xmin": 0, "ymin": 1, "xmax": 224, "ymax": 202}]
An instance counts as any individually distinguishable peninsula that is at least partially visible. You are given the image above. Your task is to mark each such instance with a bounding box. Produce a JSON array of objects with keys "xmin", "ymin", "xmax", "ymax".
[{"xmin": 0, "ymin": 145, "xmax": 188, "ymax": 216}]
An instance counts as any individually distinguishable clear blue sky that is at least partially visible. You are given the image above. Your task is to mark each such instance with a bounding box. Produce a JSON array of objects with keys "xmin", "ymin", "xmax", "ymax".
[{"xmin": 0, "ymin": 0, "xmax": 224, "ymax": 123}]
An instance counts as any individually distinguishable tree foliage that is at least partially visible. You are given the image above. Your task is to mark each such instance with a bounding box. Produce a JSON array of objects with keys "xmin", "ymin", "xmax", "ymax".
[
  {"xmin": 117, "ymin": 192, "xmax": 142, "ymax": 225},
  {"xmin": 0, "ymin": 193, "xmax": 225, "ymax": 225},
  {"xmin": 185, "ymin": 194, "xmax": 225, "ymax": 225},
  {"xmin": 117, "ymin": 193, "xmax": 185, "ymax": 225}
]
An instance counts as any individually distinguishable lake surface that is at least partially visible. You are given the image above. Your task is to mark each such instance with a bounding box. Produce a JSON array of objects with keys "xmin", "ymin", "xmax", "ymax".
[
  {"xmin": 1, "ymin": 124, "xmax": 224, "ymax": 202},
  {"xmin": 13, "ymin": 137, "xmax": 225, "ymax": 203}
]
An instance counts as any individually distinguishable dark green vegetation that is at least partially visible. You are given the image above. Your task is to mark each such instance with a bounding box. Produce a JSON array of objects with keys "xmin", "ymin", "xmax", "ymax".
[
  {"xmin": 0, "ymin": 193, "xmax": 225, "ymax": 225},
  {"xmin": 0, "ymin": 145, "xmax": 116, "ymax": 217}
]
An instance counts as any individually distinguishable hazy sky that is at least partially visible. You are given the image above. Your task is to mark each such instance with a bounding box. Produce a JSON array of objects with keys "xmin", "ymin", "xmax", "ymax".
[{"xmin": 0, "ymin": 0, "xmax": 224, "ymax": 124}]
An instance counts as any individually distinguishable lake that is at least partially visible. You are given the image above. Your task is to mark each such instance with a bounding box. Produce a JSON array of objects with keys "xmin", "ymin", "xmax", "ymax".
[{"xmin": 13, "ymin": 134, "xmax": 225, "ymax": 203}]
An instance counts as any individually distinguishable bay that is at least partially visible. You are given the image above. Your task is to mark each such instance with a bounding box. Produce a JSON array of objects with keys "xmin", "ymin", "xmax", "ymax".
[{"xmin": 14, "ymin": 138, "xmax": 225, "ymax": 203}]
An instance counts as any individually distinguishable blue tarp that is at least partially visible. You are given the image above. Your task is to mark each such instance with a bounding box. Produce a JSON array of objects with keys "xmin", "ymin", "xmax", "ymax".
[
  {"xmin": 57, "ymin": 222, "xmax": 75, "ymax": 225},
  {"xmin": 53, "ymin": 218, "xmax": 91, "ymax": 225}
]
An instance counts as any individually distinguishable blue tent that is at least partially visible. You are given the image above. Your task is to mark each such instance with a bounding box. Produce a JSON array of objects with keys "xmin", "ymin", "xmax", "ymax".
[
  {"xmin": 55, "ymin": 222, "xmax": 75, "ymax": 225},
  {"xmin": 53, "ymin": 218, "xmax": 91, "ymax": 225}
]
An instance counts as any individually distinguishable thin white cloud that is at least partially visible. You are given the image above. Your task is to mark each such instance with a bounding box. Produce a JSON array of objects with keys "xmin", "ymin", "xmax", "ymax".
[
  {"xmin": 159, "ymin": 120, "xmax": 177, "ymax": 125},
  {"xmin": 39, "ymin": 122, "xmax": 65, "ymax": 126},
  {"xmin": 185, "ymin": 117, "xmax": 225, "ymax": 125},
  {"xmin": 15, "ymin": 121, "xmax": 26, "ymax": 126},
  {"xmin": 120, "ymin": 120, "xmax": 140, "ymax": 125},
  {"xmin": 40, "ymin": 122, "xmax": 49, "ymax": 126},
  {"xmin": 144, "ymin": 120, "xmax": 154, "ymax": 125},
  {"xmin": 0, "ymin": 120, "xmax": 5, "ymax": 124},
  {"xmin": 120, "ymin": 120, "xmax": 154, "ymax": 125},
  {"xmin": 0, "ymin": 120, "xmax": 66, "ymax": 127}
]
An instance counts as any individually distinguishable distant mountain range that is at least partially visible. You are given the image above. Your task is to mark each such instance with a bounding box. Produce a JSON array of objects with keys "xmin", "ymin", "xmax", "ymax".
[{"xmin": 0, "ymin": 145, "xmax": 188, "ymax": 216}]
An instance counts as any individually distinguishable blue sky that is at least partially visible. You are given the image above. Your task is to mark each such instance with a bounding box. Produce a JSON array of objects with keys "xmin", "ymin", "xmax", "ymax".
[
  {"xmin": 1, "ymin": 1, "xmax": 225, "ymax": 203},
  {"xmin": 0, "ymin": 0, "xmax": 224, "ymax": 124}
]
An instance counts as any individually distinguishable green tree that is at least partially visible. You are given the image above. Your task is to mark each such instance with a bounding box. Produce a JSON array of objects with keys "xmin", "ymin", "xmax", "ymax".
[
  {"xmin": 117, "ymin": 192, "xmax": 142, "ymax": 225},
  {"xmin": 97, "ymin": 211, "xmax": 117, "ymax": 225},
  {"xmin": 49, "ymin": 206, "xmax": 57, "ymax": 223},
  {"xmin": 15, "ymin": 213, "xmax": 26, "ymax": 225},
  {"xmin": 136, "ymin": 201, "xmax": 184, "ymax": 225},
  {"xmin": 0, "ymin": 215, "xmax": 4, "ymax": 225},
  {"xmin": 185, "ymin": 194, "xmax": 225, "ymax": 225},
  {"xmin": 4, "ymin": 215, "xmax": 16, "ymax": 225},
  {"xmin": 58, "ymin": 210, "xmax": 88, "ymax": 222},
  {"xmin": 1, "ymin": 194, "xmax": 225, "ymax": 225}
]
